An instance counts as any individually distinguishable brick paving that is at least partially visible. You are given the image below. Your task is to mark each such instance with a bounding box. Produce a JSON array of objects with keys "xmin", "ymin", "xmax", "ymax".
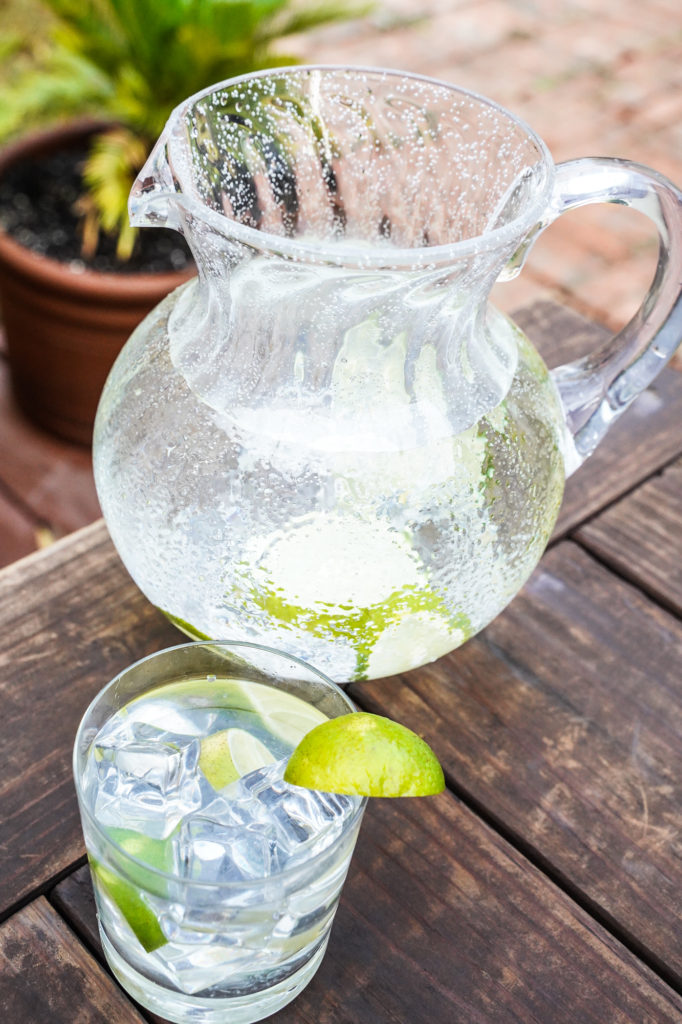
[{"xmin": 0, "ymin": 0, "xmax": 680, "ymax": 568}]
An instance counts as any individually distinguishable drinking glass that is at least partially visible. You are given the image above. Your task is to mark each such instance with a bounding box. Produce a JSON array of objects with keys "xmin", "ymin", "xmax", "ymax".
[{"xmin": 73, "ymin": 640, "xmax": 366, "ymax": 1023}]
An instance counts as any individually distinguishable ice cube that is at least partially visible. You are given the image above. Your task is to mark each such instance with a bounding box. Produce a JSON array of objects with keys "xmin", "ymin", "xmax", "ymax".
[
  {"xmin": 238, "ymin": 761, "xmax": 355, "ymax": 861},
  {"xmin": 177, "ymin": 813, "xmax": 279, "ymax": 883},
  {"xmin": 125, "ymin": 698, "xmax": 222, "ymax": 737},
  {"xmin": 90, "ymin": 721, "xmax": 203, "ymax": 838},
  {"xmin": 151, "ymin": 935, "xmax": 270, "ymax": 995},
  {"xmin": 167, "ymin": 760, "xmax": 358, "ymax": 886}
]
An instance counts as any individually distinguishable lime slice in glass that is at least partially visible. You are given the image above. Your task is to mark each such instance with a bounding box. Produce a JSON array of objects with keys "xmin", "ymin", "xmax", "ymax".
[
  {"xmin": 199, "ymin": 728, "xmax": 276, "ymax": 790},
  {"xmin": 245, "ymin": 684, "xmax": 329, "ymax": 747},
  {"xmin": 91, "ymin": 829, "xmax": 174, "ymax": 953},
  {"xmin": 92, "ymin": 859, "xmax": 167, "ymax": 952}
]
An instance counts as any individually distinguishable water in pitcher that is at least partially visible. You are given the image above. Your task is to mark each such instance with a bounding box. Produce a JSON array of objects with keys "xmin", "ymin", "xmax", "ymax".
[{"xmin": 94, "ymin": 249, "xmax": 565, "ymax": 682}]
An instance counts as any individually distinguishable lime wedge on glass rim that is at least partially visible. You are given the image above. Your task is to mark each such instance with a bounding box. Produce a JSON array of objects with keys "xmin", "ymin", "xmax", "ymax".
[{"xmin": 283, "ymin": 712, "xmax": 445, "ymax": 797}]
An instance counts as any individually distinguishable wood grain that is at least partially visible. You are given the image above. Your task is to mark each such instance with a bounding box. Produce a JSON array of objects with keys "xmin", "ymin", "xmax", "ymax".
[
  {"xmin": 576, "ymin": 454, "xmax": 682, "ymax": 616},
  {"xmin": 514, "ymin": 302, "xmax": 682, "ymax": 539},
  {"xmin": 0, "ymin": 897, "xmax": 147, "ymax": 1022},
  {"xmin": 0, "ymin": 522, "xmax": 178, "ymax": 916},
  {"xmin": 514, "ymin": 299, "xmax": 611, "ymax": 369},
  {"xmin": 50, "ymin": 865, "xmax": 100, "ymax": 953},
  {"xmin": 51, "ymin": 796, "xmax": 682, "ymax": 1024},
  {"xmin": 351, "ymin": 541, "xmax": 682, "ymax": 986}
]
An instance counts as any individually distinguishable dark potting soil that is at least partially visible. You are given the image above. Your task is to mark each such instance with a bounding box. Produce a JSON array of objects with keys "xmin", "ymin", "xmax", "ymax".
[{"xmin": 0, "ymin": 143, "xmax": 193, "ymax": 274}]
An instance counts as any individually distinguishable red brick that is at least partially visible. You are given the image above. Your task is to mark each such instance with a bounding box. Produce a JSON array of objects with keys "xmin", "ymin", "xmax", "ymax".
[
  {"xmin": 560, "ymin": 247, "xmax": 659, "ymax": 332},
  {"xmin": 490, "ymin": 274, "xmax": 562, "ymax": 318}
]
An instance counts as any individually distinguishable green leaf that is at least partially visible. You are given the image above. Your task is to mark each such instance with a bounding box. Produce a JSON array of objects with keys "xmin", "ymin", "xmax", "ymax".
[
  {"xmin": 0, "ymin": 33, "xmax": 24, "ymax": 63},
  {"xmin": 268, "ymin": 0, "xmax": 372, "ymax": 39},
  {"xmin": 0, "ymin": 0, "xmax": 372, "ymax": 256},
  {"xmin": 0, "ymin": 50, "xmax": 111, "ymax": 141},
  {"xmin": 81, "ymin": 127, "xmax": 146, "ymax": 256}
]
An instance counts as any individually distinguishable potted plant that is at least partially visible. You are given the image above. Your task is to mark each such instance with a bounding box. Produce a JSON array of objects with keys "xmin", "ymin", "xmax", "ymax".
[{"xmin": 0, "ymin": 0, "xmax": 364, "ymax": 444}]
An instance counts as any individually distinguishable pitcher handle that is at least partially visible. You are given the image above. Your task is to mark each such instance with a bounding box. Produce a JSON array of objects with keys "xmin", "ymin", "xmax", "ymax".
[{"xmin": 514, "ymin": 158, "xmax": 682, "ymax": 475}]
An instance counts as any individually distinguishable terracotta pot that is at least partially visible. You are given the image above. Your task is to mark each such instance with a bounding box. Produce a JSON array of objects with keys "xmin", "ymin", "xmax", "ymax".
[{"xmin": 0, "ymin": 122, "xmax": 195, "ymax": 446}]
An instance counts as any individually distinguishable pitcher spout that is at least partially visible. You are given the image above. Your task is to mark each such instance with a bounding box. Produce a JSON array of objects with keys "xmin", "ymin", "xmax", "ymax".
[{"xmin": 129, "ymin": 135, "xmax": 184, "ymax": 232}]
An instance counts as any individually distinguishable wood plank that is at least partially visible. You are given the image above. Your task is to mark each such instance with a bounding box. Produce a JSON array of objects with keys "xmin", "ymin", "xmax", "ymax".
[
  {"xmin": 350, "ymin": 541, "xmax": 682, "ymax": 986},
  {"xmin": 513, "ymin": 302, "xmax": 682, "ymax": 538},
  {"xmin": 51, "ymin": 796, "xmax": 682, "ymax": 1023},
  {"xmin": 50, "ymin": 865, "xmax": 100, "ymax": 953},
  {"xmin": 0, "ymin": 522, "xmax": 178, "ymax": 917},
  {"xmin": 0, "ymin": 897, "xmax": 147, "ymax": 1022},
  {"xmin": 0, "ymin": 353, "xmax": 100, "ymax": 541},
  {"xmin": 514, "ymin": 299, "xmax": 611, "ymax": 369},
  {"xmin": 576, "ymin": 455, "xmax": 682, "ymax": 616}
]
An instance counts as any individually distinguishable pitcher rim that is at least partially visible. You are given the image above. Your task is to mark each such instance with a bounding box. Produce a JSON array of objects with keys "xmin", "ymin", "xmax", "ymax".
[{"xmin": 137, "ymin": 64, "xmax": 555, "ymax": 269}]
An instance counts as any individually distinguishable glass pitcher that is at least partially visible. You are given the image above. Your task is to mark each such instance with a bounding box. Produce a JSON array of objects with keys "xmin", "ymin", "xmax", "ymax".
[{"xmin": 93, "ymin": 66, "xmax": 682, "ymax": 683}]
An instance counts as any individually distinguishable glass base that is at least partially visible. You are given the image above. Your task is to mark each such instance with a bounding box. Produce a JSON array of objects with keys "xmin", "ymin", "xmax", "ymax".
[{"xmin": 101, "ymin": 930, "xmax": 330, "ymax": 1024}]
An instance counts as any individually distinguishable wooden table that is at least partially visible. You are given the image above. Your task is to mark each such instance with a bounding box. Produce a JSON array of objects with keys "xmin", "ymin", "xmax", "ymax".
[{"xmin": 1, "ymin": 302, "xmax": 682, "ymax": 1022}]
